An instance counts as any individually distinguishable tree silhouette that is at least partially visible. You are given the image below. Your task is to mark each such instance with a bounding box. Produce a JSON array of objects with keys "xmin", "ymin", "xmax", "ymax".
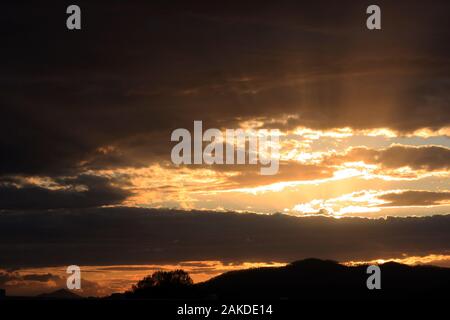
[{"xmin": 130, "ymin": 270, "xmax": 193, "ymax": 297}]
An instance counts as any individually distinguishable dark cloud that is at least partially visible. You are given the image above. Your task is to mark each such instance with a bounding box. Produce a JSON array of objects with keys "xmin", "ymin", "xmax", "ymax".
[
  {"xmin": 380, "ymin": 190, "xmax": 450, "ymax": 207},
  {"xmin": 0, "ymin": 270, "xmax": 104, "ymax": 297},
  {"xmin": 173, "ymin": 161, "xmax": 335, "ymax": 189},
  {"xmin": 328, "ymin": 145, "xmax": 450, "ymax": 171},
  {"xmin": 0, "ymin": 271, "xmax": 60, "ymax": 287},
  {"xmin": 0, "ymin": 175, "xmax": 131, "ymax": 210},
  {"xmin": 21, "ymin": 273, "xmax": 60, "ymax": 282},
  {"xmin": 1, "ymin": 1, "xmax": 449, "ymax": 176},
  {"xmin": 0, "ymin": 207, "xmax": 448, "ymax": 268},
  {"xmin": 0, "ymin": 272, "xmax": 19, "ymax": 286},
  {"xmin": 227, "ymin": 162, "xmax": 333, "ymax": 187}
]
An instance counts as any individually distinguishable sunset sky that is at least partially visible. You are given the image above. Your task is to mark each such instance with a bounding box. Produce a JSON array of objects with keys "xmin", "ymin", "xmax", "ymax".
[{"xmin": 1, "ymin": 0, "xmax": 449, "ymax": 296}]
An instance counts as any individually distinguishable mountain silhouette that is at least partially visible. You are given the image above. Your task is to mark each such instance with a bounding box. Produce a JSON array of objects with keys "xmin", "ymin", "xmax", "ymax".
[
  {"xmin": 199, "ymin": 259, "xmax": 450, "ymax": 300},
  {"xmin": 37, "ymin": 289, "xmax": 81, "ymax": 299},
  {"xmin": 118, "ymin": 258, "xmax": 450, "ymax": 301}
]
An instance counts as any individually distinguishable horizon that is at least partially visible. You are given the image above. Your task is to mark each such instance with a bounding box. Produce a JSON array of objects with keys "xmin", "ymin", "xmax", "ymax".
[{"xmin": 3, "ymin": 256, "xmax": 450, "ymax": 298}]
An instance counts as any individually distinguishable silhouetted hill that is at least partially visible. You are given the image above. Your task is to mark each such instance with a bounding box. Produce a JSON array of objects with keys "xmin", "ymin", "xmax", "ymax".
[
  {"xmin": 117, "ymin": 258, "xmax": 450, "ymax": 301},
  {"xmin": 37, "ymin": 289, "xmax": 81, "ymax": 299},
  {"xmin": 198, "ymin": 259, "xmax": 450, "ymax": 300}
]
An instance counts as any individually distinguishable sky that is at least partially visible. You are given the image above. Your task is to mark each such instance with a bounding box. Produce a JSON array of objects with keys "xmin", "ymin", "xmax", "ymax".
[{"xmin": 0, "ymin": 0, "xmax": 449, "ymax": 296}]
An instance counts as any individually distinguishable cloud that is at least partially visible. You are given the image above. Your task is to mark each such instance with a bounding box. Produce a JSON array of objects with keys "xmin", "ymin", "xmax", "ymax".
[
  {"xmin": 0, "ymin": 207, "xmax": 449, "ymax": 268},
  {"xmin": 291, "ymin": 189, "xmax": 450, "ymax": 218},
  {"xmin": 1, "ymin": 1, "xmax": 449, "ymax": 178},
  {"xmin": 379, "ymin": 190, "xmax": 450, "ymax": 207},
  {"xmin": 21, "ymin": 273, "xmax": 60, "ymax": 282},
  {"xmin": 201, "ymin": 161, "xmax": 335, "ymax": 188},
  {"xmin": 0, "ymin": 272, "xmax": 20, "ymax": 286},
  {"xmin": 317, "ymin": 145, "xmax": 450, "ymax": 182},
  {"xmin": 328, "ymin": 145, "xmax": 450, "ymax": 171},
  {"xmin": 2, "ymin": 143, "xmax": 447, "ymax": 211},
  {"xmin": 0, "ymin": 175, "xmax": 131, "ymax": 210},
  {"xmin": 0, "ymin": 269, "xmax": 104, "ymax": 297},
  {"xmin": 0, "ymin": 271, "xmax": 64, "ymax": 295}
]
